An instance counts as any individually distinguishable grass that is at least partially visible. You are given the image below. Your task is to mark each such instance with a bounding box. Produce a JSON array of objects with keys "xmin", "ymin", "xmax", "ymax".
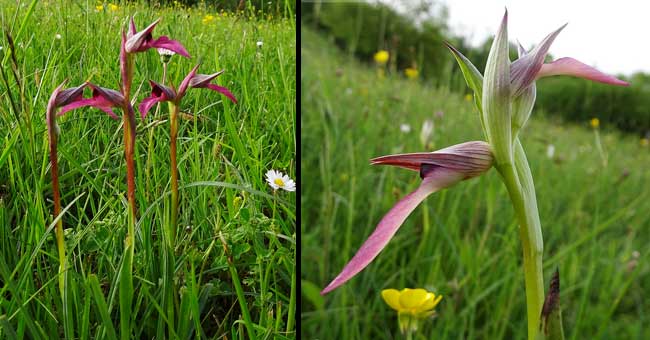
[
  {"xmin": 301, "ymin": 26, "xmax": 650, "ymax": 339},
  {"xmin": 0, "ymin": 1, "xmax": 295, "ymax": 339}
]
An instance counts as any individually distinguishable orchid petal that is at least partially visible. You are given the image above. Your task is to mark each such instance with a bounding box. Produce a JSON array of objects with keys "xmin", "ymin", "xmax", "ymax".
[
  {"xmin": 87, "ymin": 83, "xmax": 126, "ymax": 107},
  {"xmin": 148, "ymin": 36, "xmax": 190, "ymax": 58},
  {"xmin": 516, "ymin": 40, "xmax": 527, "ymax": 58},
  {"xmin": 128, "ymin": 17, "xmax": 137, "ymax": 37},
  {"xmin": 138, "ymin": 96, "xmax": 164, "ymax": 119},
  {"xmin": 125, "ymin": 18, "xmax": 161, "ymax": 53},
  {"xmin": 536, "ymin": 57, "xmax": 629, "ymax": 86},
  {"xmin": 371, "ymin": 141, "xmax": 493, "ymax": 176},
  {"xmin": 189, "ymin": 70, "xmax": 225, "ymax": 88},
  {"xmin": 511, "ymin": 24, "xmax": 567, "ymax": 96},
  {"xmin": 55, "ymin": 84, "xmax": 85, "ymax": 107},
  {"xmin": 59, "ymin": 98, "xmax": 95, "ymax": 116},
  {"xmin": 177, "ymin": 64, "xmax": 201, "ymax": 99},
  {"xmin": 321, "ymin": 169, "xmax": 464, "ymax": 295},
  {"xmin": 205, "ymin": 84, "xmax": 238, "ymax": 104},
  {"xmin": 58, "ymin": 98, "xmax": 120, "ymax": 119},
  {"xmin": 47, "ymin": 81, "xmax": 68, "ymax": 133}
]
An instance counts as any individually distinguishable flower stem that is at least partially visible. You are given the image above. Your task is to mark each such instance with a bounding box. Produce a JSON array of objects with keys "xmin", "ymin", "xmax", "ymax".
[
  {"xmin": 119, "ymin": 50, "xmax": 137, "ymax": 340},
  {"xmin": 169, "ymin": 102, "xmax": 179, "ymax": 246},
  {"xmin": 47, "ymin": 126, "xmax": 66, "ymax": 297},
  {"xmin": 496, "ymin": 140, "xmax": 544, "ymax": 340}
]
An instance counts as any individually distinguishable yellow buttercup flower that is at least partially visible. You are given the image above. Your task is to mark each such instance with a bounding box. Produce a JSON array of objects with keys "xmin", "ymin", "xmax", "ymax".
[
  {"xmin": 590, "ymin": 117, "xmax": 600, "ymax": 128},
  {"xmin": 405, "ymin": 67, "xmax": 419, "ymax": 79},
  {"xmin": 464, "ymin": 94, "xmax": 472, "ymax": 102},
  {"xmin": 641, "ymin": 138, "xmax": 649, "ymax": 147},
  {"xmin": 374, "ymin": 50, "xmax": 389, "ymax": 65},
  {"xmin": 108, "ymin": 3, "xmax": 119, "ymax": 11},
  {"xmin": 382, "ymin": 288, "xmax": 442, "ymax": 335},
  {"xmin": 382, "ymin": 288, "xmax": 442, "ymax": 317},
  {"xmin": 202, "ymin": 14, "xmax": 215, "ymax": 24},
  {"xmin": 96, "ymin": 4, "xmax": 104, "ymax": 11}
]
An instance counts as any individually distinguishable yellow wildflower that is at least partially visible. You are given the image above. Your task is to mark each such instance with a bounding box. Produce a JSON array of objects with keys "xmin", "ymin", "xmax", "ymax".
[
  {"xmin": 108, "ymin": 4, "xmax": 119, "ymax": 11},
  {"xmin": 641, "ymin": 138, "xmax": 649, "ymax": 147},
  {"xmin": 590, "ymin": 118, "xmax": 600, "ymax": 128},
  {"xmin": 405, "ymin": 67, "xmax": 419, "ymax": 79},
  {"xmin": 382, "ymin": 288, "xmax": 442, "ymax": 317},
  {"xmin": 382, "ymin": 288, "xmax": 442, "ymax": 334},
  {"xmin": 464, "ymin": 94, "xmax": 472, "ymax": 102},
  {"xmin": 202, "ymin": 14, "xmax": 215, "ymax": 24},
  {"xmin": 374, "ymin": 50, "xmax": 389, "ymax": 65},
  {"xmin": 96, "ymin": 4, "xmax": 104, "ymax": 11}
]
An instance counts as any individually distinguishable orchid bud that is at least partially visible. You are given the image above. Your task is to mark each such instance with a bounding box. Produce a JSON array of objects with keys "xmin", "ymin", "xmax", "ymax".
[
  {"xmin": 446, "ymin": 11, "xmax": 627, "ymax": 167},
  {"xmin": 482, "ymin": 11, "xmax": 512, "ymax": 167}
]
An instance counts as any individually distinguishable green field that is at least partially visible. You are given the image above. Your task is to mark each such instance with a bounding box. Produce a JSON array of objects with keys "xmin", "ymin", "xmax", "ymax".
[
  {"xmin": 0, "ymin": 1, "xmax": 295, "ymax": 339},
  {"xmin": 301, "ymin": 26, "xmax": 649, "ymax": 339}
]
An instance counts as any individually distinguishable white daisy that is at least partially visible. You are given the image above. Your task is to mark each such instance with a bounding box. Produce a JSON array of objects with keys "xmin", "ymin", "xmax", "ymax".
[
  {"xmin": 400, "ymin": 123, "xmax": 411, "ymax": 133},
  {"xmin": 55, "ymin": 34, "xmax": 62, "ymax": 40},
  {"xmin": 256, "ymin": 41, "xmax": 263, "ymax": 48},
  {"xmin": 266, "ymin": 170, "xmax": 296, "ymax": 192}
]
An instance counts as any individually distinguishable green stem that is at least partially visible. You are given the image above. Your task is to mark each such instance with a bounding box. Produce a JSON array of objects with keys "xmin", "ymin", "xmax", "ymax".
[
  {"xmin": 497, "ymin": 140, "xmax": 544, "ymax": 340},
  {"xmin": 286, "ymin": 243, "xmax": 296, "ymax": 334},
  {"xmin": 219, "ymin": 232, "xmax": 257, "ymax": 340}
]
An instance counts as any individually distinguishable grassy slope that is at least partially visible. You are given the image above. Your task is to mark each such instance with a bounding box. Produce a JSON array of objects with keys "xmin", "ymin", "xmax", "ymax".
[
  {"xmin": 0, "ymin": 1, "xmax": 295, "ymax": 339},
  {"xmin": 301, "ymin": 26, "xmax": 649, "ymax": 339}
]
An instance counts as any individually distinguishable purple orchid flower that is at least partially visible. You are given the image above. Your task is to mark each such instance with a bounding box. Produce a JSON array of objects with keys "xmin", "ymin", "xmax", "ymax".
[
  {"xmin": 509, "ymin": 22, "xmax": 628, "ymax": 98},
  {"xmin": 321, "ymin": 141, "xmax": 494, "ymax": 294},
  {"xmin": 59, "ymin": 83, "xmax": 136, "ymax": 121},
  {"xmin": 139, "ymin": 64, "xmax": 238, "ymax": 118},
  {"xmin": 138, "ymin": 64, "xmax": 237, "ymax": 246},
  {"xmin": 46, "ymin": 80, "xmax": 87, "ymax": 296},
  {"xmin": 125, "ymin": 17, "xmax": 190, "ymax": 58}
]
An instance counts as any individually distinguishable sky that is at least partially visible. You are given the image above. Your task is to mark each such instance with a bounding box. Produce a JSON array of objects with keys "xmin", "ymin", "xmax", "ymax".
[{"xmin": 439, "ymin": 0, "xmax": 646, "ymax": 76}]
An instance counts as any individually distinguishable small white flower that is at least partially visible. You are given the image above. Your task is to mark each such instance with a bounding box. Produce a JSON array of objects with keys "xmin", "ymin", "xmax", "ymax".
[
  {"xmin": 55, "ymin": 34, "xmax": 62, "ymax": 40},
  {"xmin": 546, "ymin": 144, "xmax": 555, "ymax": 159},
  {"xmin": 256, "ymin": 41, "xmax": 263, "ymax": 48},
  {"xmin": 420, "ymin": 119, "xmax": 434, "ymax": 146},
  {"xmin": 157, "ymin": 48, "xmax": 175, "ymax": 56},
  {"xmin": 400, "ymin": 124, "xmax": 411, "ymax": 133},
  {"xmin": 265, "ymin": 170, "xmax": 296, "ymax": 192}
]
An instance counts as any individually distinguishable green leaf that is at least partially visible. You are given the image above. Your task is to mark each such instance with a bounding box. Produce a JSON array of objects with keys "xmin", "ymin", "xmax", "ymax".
[
  {"xmin": 444, "ymin": 41, "xmax": 484, "ymax": 101},
  {"xmin": 0, "ymin": 315, "xmax": 19, "ymax": 340},
  {"xmin": 88, "ymin": 274, "xmax": 118, "ymax": 340},
  {"xmin": 118, "ymin": 245, "xmax": 134, "ymax": 340},
  {"xmin": 300, "ymin": 280, "xmax": 325, "ymax": 310}
]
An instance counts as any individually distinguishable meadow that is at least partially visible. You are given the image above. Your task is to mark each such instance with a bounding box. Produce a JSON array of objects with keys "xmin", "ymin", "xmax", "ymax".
[
  {"xmin": 0, "ymin": 1, "xmax": 295, "ymax": 339},
  {"xmin": 301, "ymin": 26, "xmax": 650, "ymax": 339}
]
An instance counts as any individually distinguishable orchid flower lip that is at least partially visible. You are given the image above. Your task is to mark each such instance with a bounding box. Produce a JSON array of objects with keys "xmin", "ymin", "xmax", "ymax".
[{"xmin": 322, "ymin": 142, "xmax": 493, "ymax": 294}]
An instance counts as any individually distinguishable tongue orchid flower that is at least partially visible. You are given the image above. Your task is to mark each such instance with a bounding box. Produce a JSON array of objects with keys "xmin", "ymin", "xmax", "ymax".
[
  {"xmin": 125, "ymin": 17, "xmax": 190, "ymax": 58},
  {"xmin": 443, "ymin": 11, "xmax": 628, "ymax": 338},
  {"xmin": 46, "ymin": 80, "xmax": 89, "ymax": 297},
  {"xmin": 321, "ymin": 141, "xmax": 494, "ymax": 294},
  {"xmin": 139, "ymin": 64, "xmax": 238, "ymax": 118},
  {"xmin": 139, "ymin": 64, "xmax": 237, "ymax": 246}
]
